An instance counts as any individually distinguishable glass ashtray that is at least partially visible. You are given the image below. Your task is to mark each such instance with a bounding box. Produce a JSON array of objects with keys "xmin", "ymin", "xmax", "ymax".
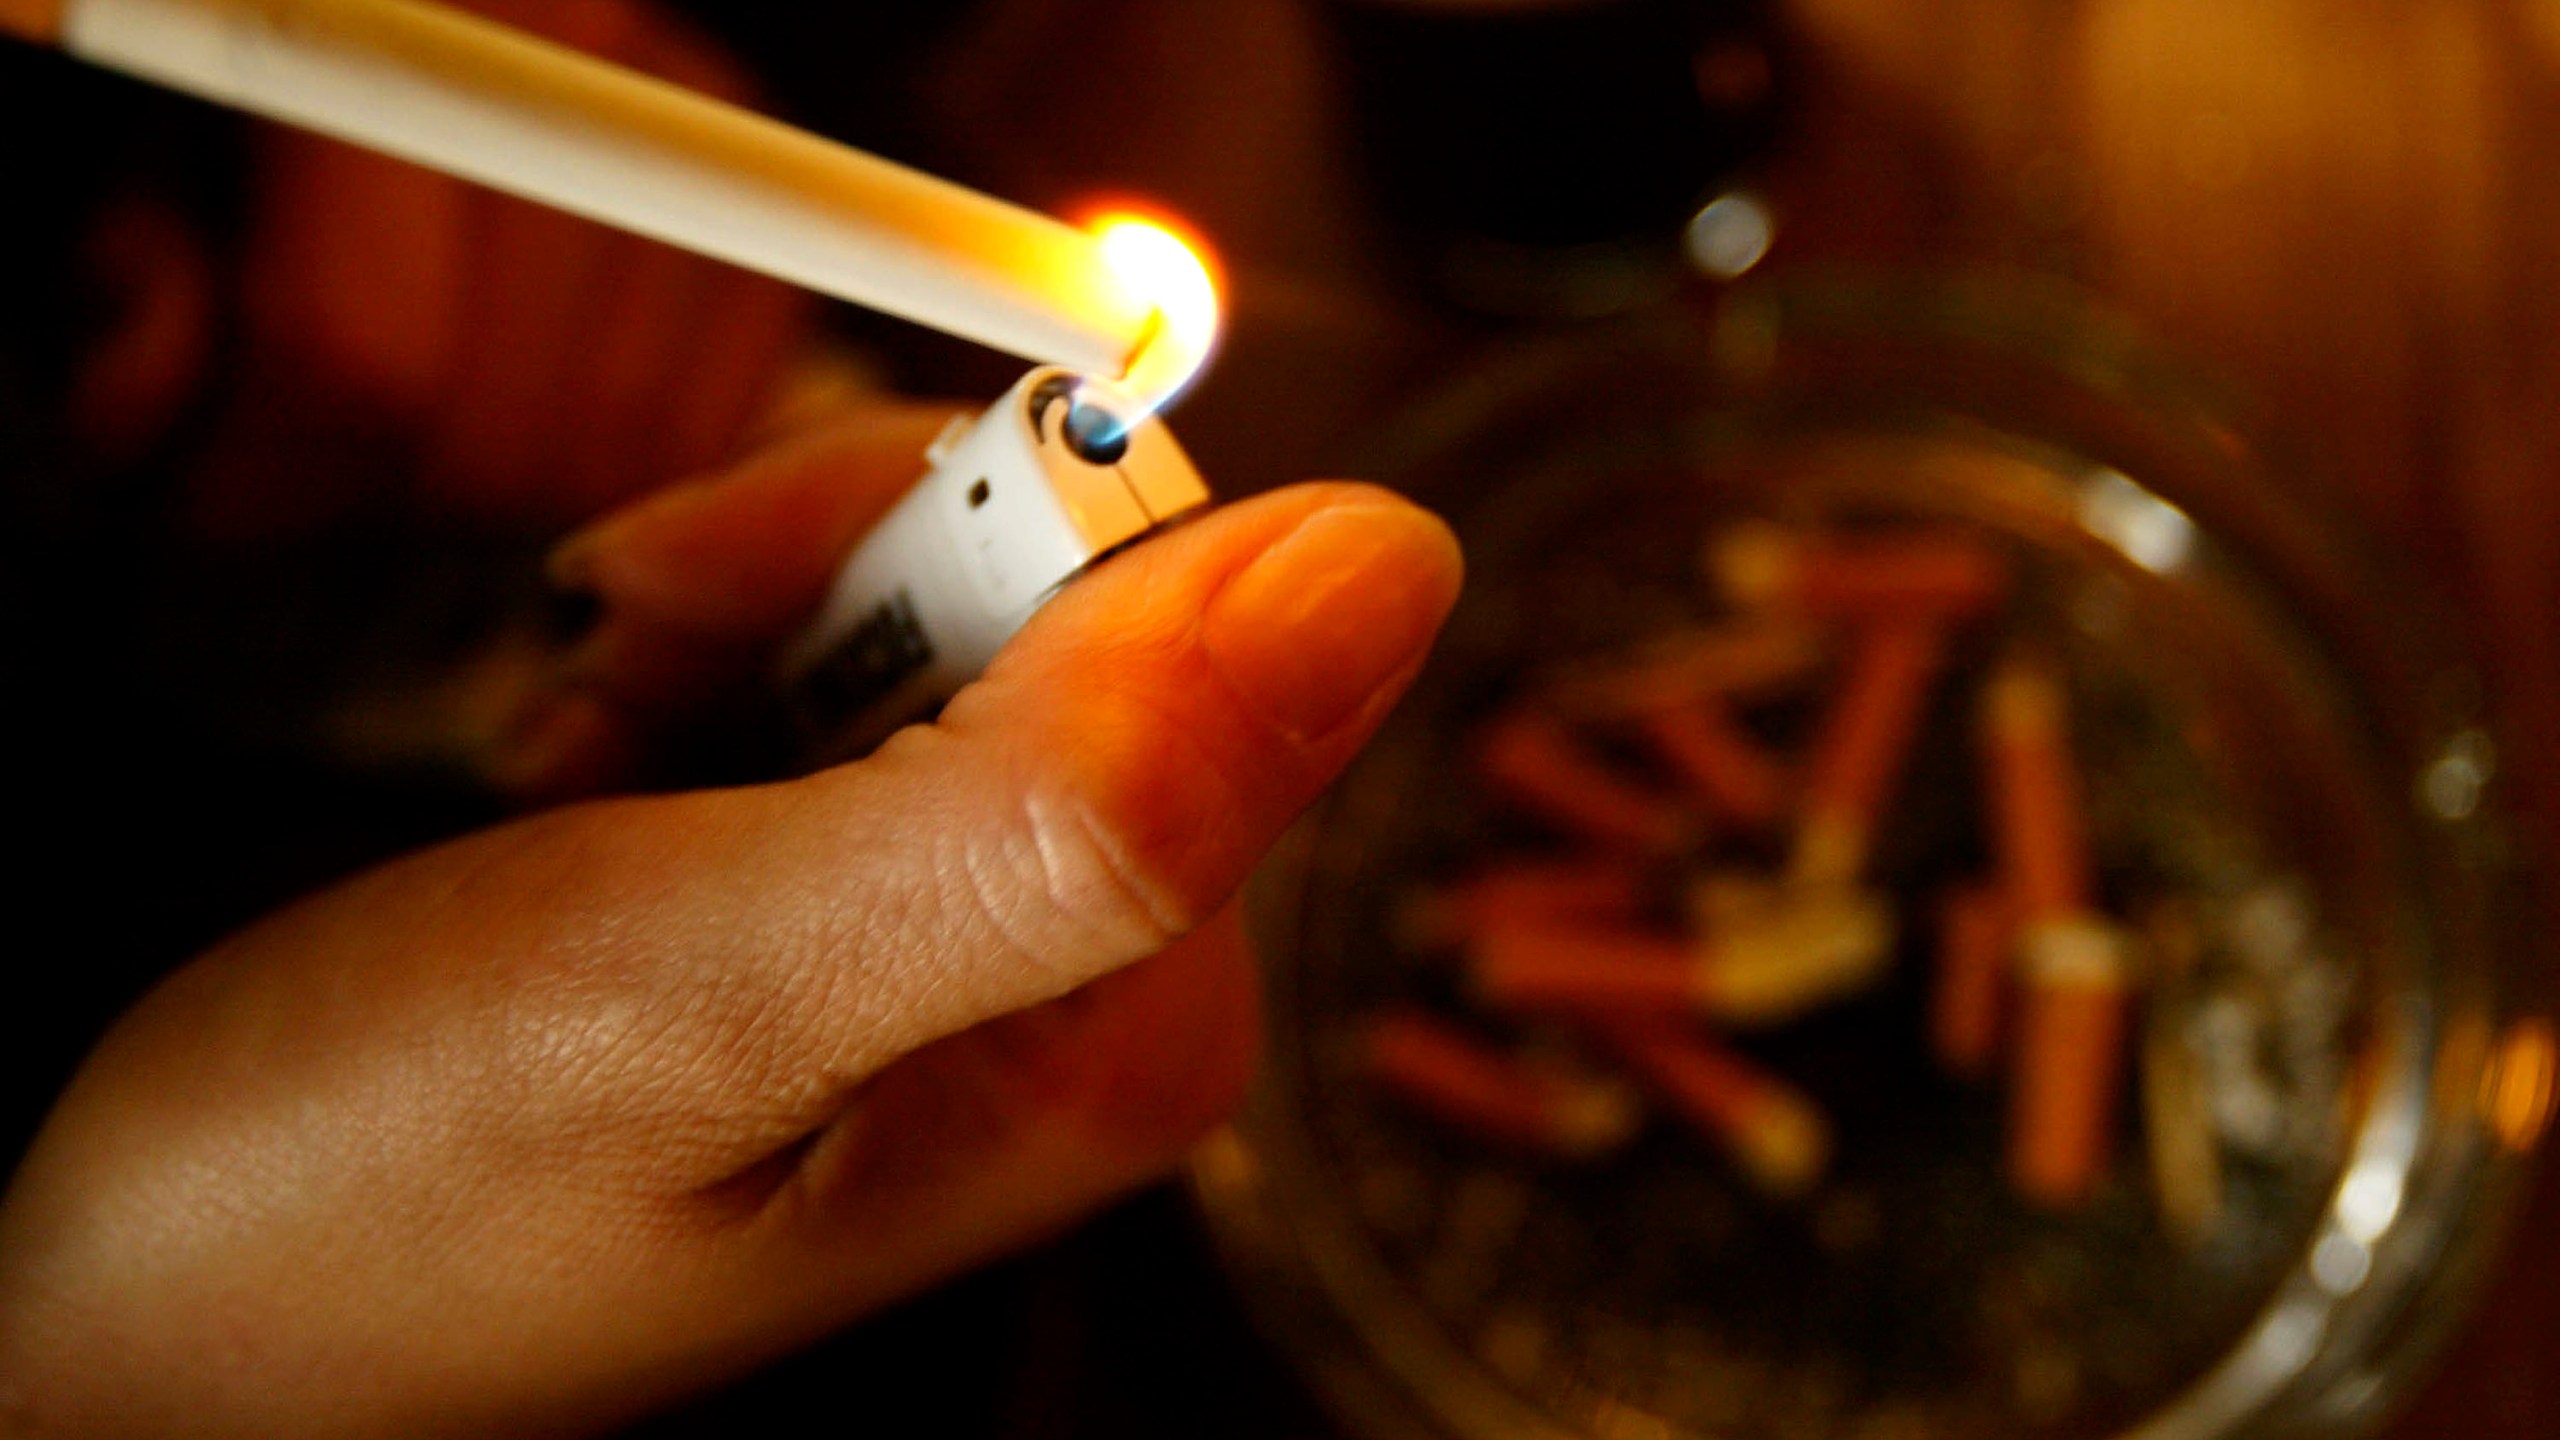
[{"xmin": 1194, "ymin": 279, "xmax": 2552, "ymax": 1440}]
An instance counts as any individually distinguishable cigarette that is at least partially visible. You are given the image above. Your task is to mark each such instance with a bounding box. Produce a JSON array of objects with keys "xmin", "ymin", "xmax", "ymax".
[
  {"xmin": 2138, "ymin": 898, "xmax": 2221, "ymax": 1239},
  {"xmin": 1978, "ymin": 653, "xmax": 2094, "ymax": 918},
  {"xmin": 1470, "ymin": 892, "xmax": 1893, "ymax": 1027},
  {"xmin": 1978, "ymin": 654, "xmax": 2133, "ymax": 1205},
  {"xmin": 1469, "ymin": 924, "xmax": 1701, "ymax": 1013},
  {"xmin": 1594, "ymin": 1023, "xmax": 1831, "ymax": 1196},
  {"xmin": 2141, "ymin": 993, "xmax": 2223, "ymax": 1242},
  {"xmin": 1396, "ymin": 859, "xmax": 1648, "ymax": 951},
  {"xmin": 1930, "ymin": 882, "xmax": 2014, "ymax": 1079},
  {"xmin": 2008, "ymin": 918, "xmax": 2135, "ymax": 1206},
  {"xmin": 1791, "ymin": 621, "xmax": 1947, "ymax": 885},
  {"xmin": 1359, "ymin": 1009, "xmax": 1641, "ymax": 1159},
  {"xmin": 1536, "ymin": 623, "xmax": 1824, "ymax": 721},
  {"xmin": 1706, "ymin": 888, "xmax": 1897, "ymax": 1024},
  {"xmin": 1477, "ymin": 711, "xmax": 1697, "ymax": 854},
  {"xmin": 1709, "ymin": 522, "xmax": 2011, "ymax": 620},
  {"xmin": 15, "ymin": 0, "xmax": 1214, "ymax": 410},
  {"xmin": 1685, "ymin": 870, "xmax": 1779, "ymax": 932},
  {"xmin": 1637, "ymin": 696, "xmax": 1789, "ymax": 827}
]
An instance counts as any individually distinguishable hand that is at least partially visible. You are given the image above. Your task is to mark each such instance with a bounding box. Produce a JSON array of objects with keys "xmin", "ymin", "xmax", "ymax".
[{"xmin": 0, "ymin": 407, "xmax": 1464, "ymax": 1438}]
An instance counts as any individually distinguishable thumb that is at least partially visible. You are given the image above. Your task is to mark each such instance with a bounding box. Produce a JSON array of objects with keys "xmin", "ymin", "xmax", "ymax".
[
  {"xmin": 743, "ymin": 481, "xmax": 1462, "ymax": 1089},
  {"xmin": 667, "ymin": 480, "xmax": 1457, "ymax": 1378},
  {"xmin": 0, "ymin": 484, "xmax": 1458, "ymax": 1437}
]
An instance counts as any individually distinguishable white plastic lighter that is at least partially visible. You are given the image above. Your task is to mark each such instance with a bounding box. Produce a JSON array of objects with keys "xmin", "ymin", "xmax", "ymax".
[{"xmin": 780, "ymin": 367, "xmax": 1210, "ymax": 763}]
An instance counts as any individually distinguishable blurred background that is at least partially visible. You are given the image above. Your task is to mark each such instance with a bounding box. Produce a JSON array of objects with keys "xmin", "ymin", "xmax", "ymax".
[{"xmin": 3, "ymin": 1, "xmax": 2556, "ymax": 1436}]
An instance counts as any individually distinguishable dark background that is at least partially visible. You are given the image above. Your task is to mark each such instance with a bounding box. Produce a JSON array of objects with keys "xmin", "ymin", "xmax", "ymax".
[{"xmin": 4, "ymin": 2, "xmax": 2554, "ymax": 1436}]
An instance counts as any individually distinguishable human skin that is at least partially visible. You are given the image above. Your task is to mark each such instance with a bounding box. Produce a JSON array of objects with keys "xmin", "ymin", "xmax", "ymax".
[{"xmin": 0, "ymin": 413, "xmax": 1464, "ymax": 1436}]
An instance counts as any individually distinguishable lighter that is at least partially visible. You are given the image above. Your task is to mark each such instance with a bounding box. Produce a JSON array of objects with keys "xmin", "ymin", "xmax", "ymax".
[{"xmin": 780, "ymin": 367, "xmax": 1209, "ymax": 764}]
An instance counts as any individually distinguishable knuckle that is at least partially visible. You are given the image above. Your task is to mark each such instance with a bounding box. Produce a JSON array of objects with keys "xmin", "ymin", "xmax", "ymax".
[
  {"xmin": 1020, "ymin": 782, "xmax": 1193, "ymax": 957},
  {"xmin": 968, "ymin": 698, "xmax": 1255, "ymax": 985}
]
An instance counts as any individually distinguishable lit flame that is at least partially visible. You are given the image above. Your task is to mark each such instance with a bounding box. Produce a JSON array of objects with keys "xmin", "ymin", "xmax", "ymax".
[{"xmin": 1087, "ymin": 208, "xmax": 1221, "ymax": 418}]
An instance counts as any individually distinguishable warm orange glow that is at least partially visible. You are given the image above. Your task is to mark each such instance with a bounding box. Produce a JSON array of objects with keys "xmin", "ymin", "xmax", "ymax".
[
  {"xmin": 1082, "ymin": 206, "xmax": 1221, "ymax": 416},
  {"xmin": 0, "ymin": 0, "xmax": 65, "ymax": 44},
  {"xmin": 2485, "ymin": 1017, "xmax": 2558, "ymax": 1153}
]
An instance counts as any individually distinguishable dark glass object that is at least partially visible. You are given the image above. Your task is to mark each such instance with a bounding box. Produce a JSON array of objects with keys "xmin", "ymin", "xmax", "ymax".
[{"xmin": 1320, "ymin": 0, "xmax": 1779, "ymax": 315}]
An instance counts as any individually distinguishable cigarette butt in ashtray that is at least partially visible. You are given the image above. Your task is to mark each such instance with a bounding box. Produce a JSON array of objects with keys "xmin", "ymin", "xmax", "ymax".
[
  {"xmin": 1468, "ymin": 924, "xmax": 1699, "ymax": 1013},
  {"xmin": 2139, "ymin": 898, "xmax": 2223, "ymax": 1241},
  {"xmin": 1593, "ymin": 1023, "xmax": 1832, "ymax": 1197},
  {"xmin": 1790, "ymin": 620, "xmax": 1949, "ymax": 886},
  {"xmin": 1359, "ymin": 1008, "xmax": 1642, "ymax": 1160},
  {"xmin": 1686, "ymin": 870, "xmax": 1781, "ymax": 932},
  {"xmin": 1476, "ymin": 710, "xmax": 1700, "ymax": 855},
  {"xmin": 1979, "ymin": 654, "xmax": 2095, "ymax": 918},
  {"xmin": 2009, "ymin": 919, "xmax": 2139, "ymax": 1206},
  {"xmin": 2141, "ymin": 987, "xmax": 2223, "ymax": 1242},
  {"xmin": 1932, "ymin": 882, "xmax": 2015, "ymax": 1079},
  {"xmin": 1978, "ymin": 651, "xmax": 2135, "ymax": 1206},
  {"xmin": 1469, "ymin": 890, "xmax": 1895, "ymax": 1027},
  {"xmin": 1637, "ymin": 695, "xmax": 1790, "ymax": 827},
  {"xmin": 1703, "ymin": 890, "xmax": 1897, "ymax": 1023},
  {"xmin": 1709, "ymin": 522, "xmax": 2012, "ymax": 622},
  {"xmin": 1396, "ymin": 859, "xmax": 1649, "ymax": 952},
  {"xmin": 1535, "ymin": 623, "xmax": 1826, "ymax": 722}
]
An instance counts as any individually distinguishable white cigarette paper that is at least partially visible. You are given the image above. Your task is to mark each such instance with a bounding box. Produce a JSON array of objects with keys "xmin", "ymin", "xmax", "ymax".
[{"xmin": 60, "ymin": 0, "xmax": 1190, "ymax": 401}]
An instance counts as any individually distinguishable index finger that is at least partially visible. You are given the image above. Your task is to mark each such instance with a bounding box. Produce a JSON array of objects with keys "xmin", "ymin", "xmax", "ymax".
[
  {"xmin": 488, "ymin": 402, "xmax": 964, "ymax": 799},
  {"xmin": 550, "ymin": 400, "xmax": 966, "ymax": 642}
]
